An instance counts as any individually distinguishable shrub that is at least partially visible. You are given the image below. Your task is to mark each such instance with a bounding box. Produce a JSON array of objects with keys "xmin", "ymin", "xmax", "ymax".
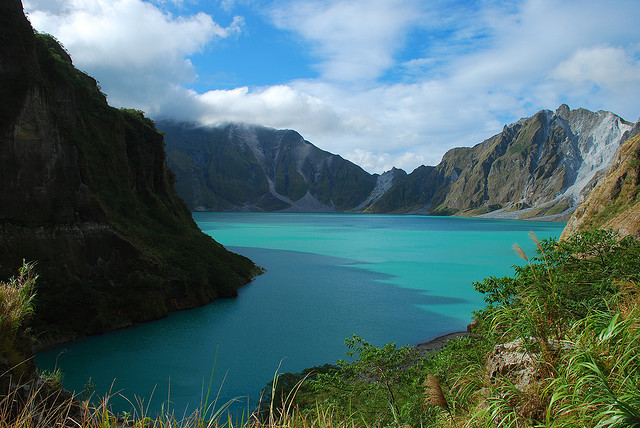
[{"xmin": 0, "ymin": 261, "xmax": 37, "ymax": 335}]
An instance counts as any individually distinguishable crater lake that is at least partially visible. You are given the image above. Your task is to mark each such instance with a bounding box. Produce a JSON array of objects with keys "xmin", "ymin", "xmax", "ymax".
[{"xmin": 37, "ymin": 213, "xmax": 565, "ymax": 415}]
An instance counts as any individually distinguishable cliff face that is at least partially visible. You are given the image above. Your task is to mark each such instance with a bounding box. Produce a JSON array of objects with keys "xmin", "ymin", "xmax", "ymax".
[
  {"xmin": 0, "ymin": 0, "xmax": 259, "ymax": 344},
  {"xmin": 160, "ymin": 121, "xmax": 380, "ymax": 212},
  {"xmin": 561, "ymin": 125, "xmax": 640, "ymax": 239},
  {"xmin": 366, "ymin": 105, "xmax": 633, "ymax": 219}
]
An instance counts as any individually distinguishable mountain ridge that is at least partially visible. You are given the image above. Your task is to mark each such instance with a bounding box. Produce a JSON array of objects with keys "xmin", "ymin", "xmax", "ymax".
[
  {"xmin": 160, "ymin": 105, "xmax": 635, "ymax": 220},
  {"xmin": 161, "ymin": 121, "xmax": 379, "ymax": 212},
  {"xmin": 366, "ymin": 105, "xmax": 634, "ymax": 219}
]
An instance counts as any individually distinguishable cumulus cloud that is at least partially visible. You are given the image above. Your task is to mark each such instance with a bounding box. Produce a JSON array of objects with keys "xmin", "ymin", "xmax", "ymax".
[
  {"xmin": 269, "ymin": 0, "xmax": 424, "ymax": 82},
  {"xmin": 443, "ymin": 0, "xmax": 640, "ymax": 113},
  {"xmin": 552, "ymin": 45, "xmax": 640, "ymax": 91},
  {"xmin": 193, "ymin": 85, "xmax": 343, "ymax": 135},
  {"xmin": 25, "ymin": 0, "xmax": 243, "ymax": 108}
]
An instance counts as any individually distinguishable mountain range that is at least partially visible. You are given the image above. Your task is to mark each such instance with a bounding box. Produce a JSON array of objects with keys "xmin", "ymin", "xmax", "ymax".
[{"xmin": 160, "ymin": 105, "xmax": 636, "ymax": 221}]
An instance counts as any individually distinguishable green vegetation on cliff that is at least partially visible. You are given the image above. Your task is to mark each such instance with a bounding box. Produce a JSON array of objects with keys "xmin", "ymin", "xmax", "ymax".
[
  {"xmin": 0, "ymin": 0, "xmax": 260, "ymax": 344},
  {"xmin": 0, "ymin": 261, "xmax": 37, "ymax": 381}
]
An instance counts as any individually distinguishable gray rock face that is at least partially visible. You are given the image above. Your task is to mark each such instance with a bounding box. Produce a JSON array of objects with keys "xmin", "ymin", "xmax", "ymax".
[
  {"xmin": 486, "ymin": 339, "xmax": 541, "ymax": 392},
  {"xmin": 561, "ymin": 121, "xmax": 640, "ymax": 239},
  {"xmin": 160, "ymin": 121, "xmax": 384, "ymax": 212},
  {"xmin": 367, "ymin": 105, "xmax": 633, "ymax": 219}
]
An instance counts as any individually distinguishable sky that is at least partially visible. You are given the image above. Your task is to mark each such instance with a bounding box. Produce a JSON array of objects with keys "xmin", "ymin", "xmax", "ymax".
[{"xmin": 23, "ymin": 0, "xmax": 640, "ymax": 174}]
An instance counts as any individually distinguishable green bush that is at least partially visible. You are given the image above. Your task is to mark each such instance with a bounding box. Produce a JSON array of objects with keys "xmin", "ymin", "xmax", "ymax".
[{"xmin": 0, "ymin": 261, "xmax": 37, "ymax": 334}]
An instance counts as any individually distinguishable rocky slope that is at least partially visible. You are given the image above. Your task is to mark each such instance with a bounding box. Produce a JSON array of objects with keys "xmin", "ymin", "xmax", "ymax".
[
  {"xmin": 160, "ymin": 121, "xmax": 382, "ymax": 212},
  {"xmin": 0, "ymin": 0, "xmax": 259, "ymax": 345},
  {"xmin": 162, "ymin": 106, "xmax": 633, "ymax": 220},
  {"xmin": 365, "ymin": 105, "xmax": 634, "ymax": 219},
  {"xmin": 561, "ymin": 124, "xmax": 640, "ymax": 239}
]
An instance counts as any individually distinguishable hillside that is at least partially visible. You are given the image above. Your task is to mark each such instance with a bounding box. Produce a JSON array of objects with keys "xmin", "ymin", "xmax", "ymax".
[
  {"xmin": 561, "ymin": 125, "xmax": 640, "ymax": 239},
  {"xmin": 0, "ymin": 0, "xmax": 259, "ymax": 344},
  {"xmin": 160, "ymin": 121, "xmax": 381, "ymax": 212},
  {"xmin": 161, "ymin": 106, "xmax": 634, "ymax": 220}
]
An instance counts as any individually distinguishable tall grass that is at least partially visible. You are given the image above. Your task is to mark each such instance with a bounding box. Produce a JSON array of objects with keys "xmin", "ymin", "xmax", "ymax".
[
  {"xmin": 0, "ymin": 261, "xmax": 37, "ymax": 335},
  {"xmin": 465, "ymin": 231, "xmax": 640, "ymax": 427}
]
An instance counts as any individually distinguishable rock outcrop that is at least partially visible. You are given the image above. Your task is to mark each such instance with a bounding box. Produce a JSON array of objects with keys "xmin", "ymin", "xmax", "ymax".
[
  {"xmin": 561, "ymin": 123, "xmax": 640, "ymax": 239},
  {"xmin": 0, "ymin": 0, "xmax": 259, "ymax": 345}
]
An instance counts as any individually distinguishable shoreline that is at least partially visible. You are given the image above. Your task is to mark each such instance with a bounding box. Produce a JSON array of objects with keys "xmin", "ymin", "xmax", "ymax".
[{"xmin": 415, "ymin": 331, "xmax": 472, "ymax": 354}]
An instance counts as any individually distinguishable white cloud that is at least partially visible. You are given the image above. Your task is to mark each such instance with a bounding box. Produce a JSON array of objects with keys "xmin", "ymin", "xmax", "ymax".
[
  {"xmin": 269, "ymin": 0, "xmax": 424, "ymax": 82},
  {"xmin": 344, "ymin": 149, "xmax": 393, "ymax": 174},
  {"xmin": 192, "ymin": 85, "xmax": 343, "ymax": 135},
  {"xmin": 443, "ymin": 0, "xmax": 640, "ymax": 114},
  {"xmin": 552, "ymin": 45, "xmax": 640, "ymax": 90},
  {"xmin": 25, "ymin": 0, "xmax": 243, "ymax": 108}
]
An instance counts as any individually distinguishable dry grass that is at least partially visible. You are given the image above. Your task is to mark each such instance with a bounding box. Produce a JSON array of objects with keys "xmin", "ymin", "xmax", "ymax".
[{"xmin": 0, "ymin": 384, "xmax": 368, "ymax": 428}]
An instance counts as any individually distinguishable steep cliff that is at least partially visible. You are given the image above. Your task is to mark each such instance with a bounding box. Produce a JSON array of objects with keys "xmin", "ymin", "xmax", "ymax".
[
  {"xmin": 160, "ymin": 121, "xmax": 380, "ymax": 212},
  {"xmin": 0, "ymin": 0, "xmax": 259, "ymax": 344},
  {"xmin": 366, "ymin": 105, "xmax": 633, "ymax": 219},
  {"xmin": 561, "ymin": 124, "xmax": 640, "ymax": 239}
]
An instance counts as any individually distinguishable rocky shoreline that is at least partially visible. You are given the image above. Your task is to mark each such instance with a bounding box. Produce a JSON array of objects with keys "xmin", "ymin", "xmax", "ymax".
[{"xmin": 416, "ymin": 331, "xmax": 472, "ymax": 354}]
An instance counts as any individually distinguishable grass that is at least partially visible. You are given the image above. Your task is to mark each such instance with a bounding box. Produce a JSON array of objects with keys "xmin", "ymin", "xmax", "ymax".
[
  {"xmin": 2, "ymin": 229, "xmax": 640, "ymax": 427},
  {"xmin": 0, "ymin": 261, "xmax": 37, "ymax": 334}
]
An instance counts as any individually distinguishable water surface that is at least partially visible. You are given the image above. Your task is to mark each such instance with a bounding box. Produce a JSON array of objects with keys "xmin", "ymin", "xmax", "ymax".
[{"xmin": 37, "ymin": 213, "xmax": 565, "ymax": 415}]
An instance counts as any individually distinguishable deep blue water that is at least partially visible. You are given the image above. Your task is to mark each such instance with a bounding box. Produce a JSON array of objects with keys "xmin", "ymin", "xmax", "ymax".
[{"xmin": 36, "ymin": 213, "xmax": 565, "ymax": 416}]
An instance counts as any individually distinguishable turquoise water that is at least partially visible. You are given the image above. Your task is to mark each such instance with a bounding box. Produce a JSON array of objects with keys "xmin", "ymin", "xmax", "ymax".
[{"xmin": 37, "ymin": 213, "xmax": 565, "ymax": 415}]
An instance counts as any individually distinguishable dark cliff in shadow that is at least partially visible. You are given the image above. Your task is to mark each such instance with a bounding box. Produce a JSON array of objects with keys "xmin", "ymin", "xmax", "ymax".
[{"xmin": 0, "ymin": 0, "xmax": 260, "ymax": 346}]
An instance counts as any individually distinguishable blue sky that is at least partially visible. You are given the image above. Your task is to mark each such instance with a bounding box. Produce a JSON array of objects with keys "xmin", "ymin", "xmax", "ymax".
[{"xmin": 24, "ymin": 0, "xmax": 640, "ymax": 173}]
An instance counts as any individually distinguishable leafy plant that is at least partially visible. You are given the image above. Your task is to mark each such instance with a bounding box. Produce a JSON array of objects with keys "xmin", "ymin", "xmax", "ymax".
[{"xmin": 309, "ymin": 335, "xmax": 430, "ymax": 426}]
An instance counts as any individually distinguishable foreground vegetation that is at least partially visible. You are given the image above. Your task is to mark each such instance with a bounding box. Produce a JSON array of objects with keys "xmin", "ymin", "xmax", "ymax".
[
  {"xmin": 1, "ymin": 230, "xmax": 639, "ymax": 427},
  {"xmin": 291, "ymin": 230, "xmax": 640, "ymax": 427}
]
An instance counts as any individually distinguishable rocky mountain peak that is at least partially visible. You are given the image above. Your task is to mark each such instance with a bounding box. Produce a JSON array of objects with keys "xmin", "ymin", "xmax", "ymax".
[
  {"xmin": 555, "ymin": 103, "xmax": 571, "ymax": 119},
  {"xmin": 363, "ymin": 105, "xmax": 633, "ymax": 219}
]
